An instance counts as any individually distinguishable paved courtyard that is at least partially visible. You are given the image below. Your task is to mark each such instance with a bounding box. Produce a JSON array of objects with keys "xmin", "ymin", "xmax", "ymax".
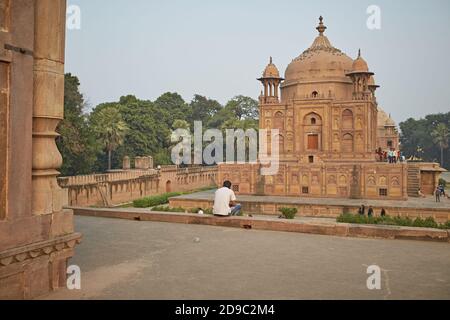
[{"xmin": 42, "ymin": 216, "xmax": 450, "ymax": 300}]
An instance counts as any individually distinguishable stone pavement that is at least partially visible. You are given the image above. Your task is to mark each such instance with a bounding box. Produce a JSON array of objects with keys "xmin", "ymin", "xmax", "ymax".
[
  {"xmin": 41, "ymin": 216, "xmax": 450, "ymax": 300},
  {"xmin": 173, "ymin": 190, "xmax": 450, "ymax": 210}
]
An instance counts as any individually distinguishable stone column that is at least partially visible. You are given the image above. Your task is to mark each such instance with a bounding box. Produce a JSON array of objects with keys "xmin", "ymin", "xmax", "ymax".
[
  {"xmin": 135, "ymin": 156, "xmax": 142, "ymax": 169},
  {"xmin": 148, "ymin": 156, "xmax": 154, "ymax": 169},
  {"xmin": 123, "ymin": 156, "xmax": 131, "ymax": 170},
  {"xmin": 32, "ymin": 0, "xmax": 66, "ymax": 215}
]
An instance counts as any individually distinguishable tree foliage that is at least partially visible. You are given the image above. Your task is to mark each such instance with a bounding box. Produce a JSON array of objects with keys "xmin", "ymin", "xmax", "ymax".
[
  {"xmin": 399, "ymin": 112, "xmax": 450, "ymax": 169},
  {"xmin": 60, "ymin": 74, "xmax": 260, "ymax": 174},
  {"xmin": 431, "ymin": 123, "xmax": 450, "ymax": 167},
  {"xmin": 57, "ymin": 74, "xmax": 98, "ymax": 176},
  {"xmin": 90, "ymin": 106, "xmax": 129, "ymax": 171}
]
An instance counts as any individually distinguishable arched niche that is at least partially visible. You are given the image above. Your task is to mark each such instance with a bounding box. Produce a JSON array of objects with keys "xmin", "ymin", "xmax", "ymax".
[
  {"xmin": 342, "ymin": 109, "xmax": 354, "ymax": 129},
  {"xmin": 342, "ymin": 133, "xmax": 354, "ymax": 153},
  {"xmin": 274, "ymin": 111, "xmax": 284, "ymax": 130}
]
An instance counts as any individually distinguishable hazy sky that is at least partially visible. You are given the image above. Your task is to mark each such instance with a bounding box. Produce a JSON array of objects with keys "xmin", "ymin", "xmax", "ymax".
[{"xmin": 66, "ymin": 0, "xmax": 450, "ymax": 123}]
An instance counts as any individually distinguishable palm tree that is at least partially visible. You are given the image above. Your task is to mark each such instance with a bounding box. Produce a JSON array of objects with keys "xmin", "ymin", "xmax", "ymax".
[
  {"xmin": 91, "ymin": 107, "xmax": 129, "ymax": 171},
  {"xmin": 431, "ymin": 123, "xmax": 449, "ymax": 168}
]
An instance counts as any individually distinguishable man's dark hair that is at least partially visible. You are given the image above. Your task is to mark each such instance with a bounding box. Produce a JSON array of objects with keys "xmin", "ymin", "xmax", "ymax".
[{"xmin": 223, "ymin": 180, "xmax": 232, "ymax": 189}]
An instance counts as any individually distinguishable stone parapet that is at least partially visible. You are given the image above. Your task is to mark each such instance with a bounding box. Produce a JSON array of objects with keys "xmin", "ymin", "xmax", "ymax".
[
  {"xmin": 59, "ymin": 166, "xmax": 219, "ymax": 207},
  {"xmin": 72, "ymin": 207, "xmax": 449, "ymax": 243}
]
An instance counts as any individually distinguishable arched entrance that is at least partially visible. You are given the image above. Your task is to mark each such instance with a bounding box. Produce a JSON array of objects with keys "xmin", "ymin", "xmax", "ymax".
[
  {"xmin": 304, "ymin": 112, "xmax": 322, "ymax": 151},
  {"xmin": 166, "ymin": 180, "xmax": 172, "ymax": 193}
]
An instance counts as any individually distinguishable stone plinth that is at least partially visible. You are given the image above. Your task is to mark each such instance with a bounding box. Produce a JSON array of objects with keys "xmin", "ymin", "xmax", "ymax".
[
  {"xmin": 122, "ymin": 156, "xmax": 131, "ymax": 170},
  {"xmin": 134, "ymin": 156, "xmax": 153, "ymax": 170}
]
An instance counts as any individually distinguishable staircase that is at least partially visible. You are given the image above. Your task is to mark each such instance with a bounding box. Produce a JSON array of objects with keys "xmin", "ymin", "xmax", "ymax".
[
  {"xmin": 97, "ymin": 182, "xmax": 112, "ymax": 207},
  {"xmin": 407, "ymin": 165, "xmax": 421, "ymax": 197}
]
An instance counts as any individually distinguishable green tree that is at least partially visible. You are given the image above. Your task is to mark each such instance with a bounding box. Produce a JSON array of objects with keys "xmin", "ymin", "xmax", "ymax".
[
  {"xmin": 57, "ymin": 74, "xmax": 98, "ymax": 176},
  {"xmin": 172, "ymin": 119, "xmax": 190, "ymax": 131},
  {"xmin": 400, "ymin": 112, "xmax": 450, "ymax": 169},
  {"xmin": 90, "ymin": 107, "xmax": 129, "ymax": 171},
  {"xmin": 224, "ymin": 95, "xmax": 259, "ymax": 120},
  {"xmin": 188, "ymin": 94, "xmax": 222, "ymax": 125},
  {"xmin": 154, "ymin": 92, "xmax": 191, "ymax": 128},
  {"xmin": 207, "ymin": 96, "xmax": 259, "ymax": 129},
  {"xmin": 431, "ymin": 123, "xmax": 449, "ymax": 167}
]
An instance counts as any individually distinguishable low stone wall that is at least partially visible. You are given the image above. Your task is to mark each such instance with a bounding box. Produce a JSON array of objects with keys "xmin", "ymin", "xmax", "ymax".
[
  {"xmin": 169, "ymin": 197, "xmax": 450, "ymax": 224},
  {"xmin": 72, "ymin": 208, "xmax": 450, "ymax": 243},
  {"xmin": 58, "ymin": 166, "xmax": 218, "ymax": 207}
]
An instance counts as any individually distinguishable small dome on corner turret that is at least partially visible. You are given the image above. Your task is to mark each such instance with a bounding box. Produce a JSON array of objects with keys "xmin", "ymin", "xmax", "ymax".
[
  {"xmin": 262, "ymin": 57, "xmax": 281, "ymax": 78},
  {"xmin": 351, "ymin": 49, "xmax": 370, "ymax": 73}
]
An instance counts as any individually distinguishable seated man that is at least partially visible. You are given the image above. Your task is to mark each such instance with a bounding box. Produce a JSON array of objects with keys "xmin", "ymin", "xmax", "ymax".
[
  {"xmin": 418, "ymin": 188, "xmax": 426, "ymax": 198},
  {"xmin": 213, "ymin": 180, "xmax": 242, "ymax": 217}
]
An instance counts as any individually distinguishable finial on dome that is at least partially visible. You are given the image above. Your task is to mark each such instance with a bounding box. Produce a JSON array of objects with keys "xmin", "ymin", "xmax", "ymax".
[
  {"xmin": 316, "ymin": 16, "xmax": 327, "ymax": 35},
  {"xmin": 358, "ymin": 48, "xmax": 361, "ymax": 58},
  {"xmin": 270, "ymin": 56, "xmax": 273, "ymax": 64}
]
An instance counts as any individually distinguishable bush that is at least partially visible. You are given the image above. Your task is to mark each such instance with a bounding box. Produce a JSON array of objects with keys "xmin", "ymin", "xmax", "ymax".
[
  {"xmin": 336, "ymin": 213, "xmax": 448, "ymax": 229},
  {"xmin": 439, "ymin": 178, "xmax": 447, "ymax": 188},
  {"xmin": 413, "ymin": 217, "xmax": 439, "ymax": 229},
  {"xmin": 133, "ymin": 192, "xmax": 183, "ymax": 208},
  {"xmin": 392, "ymin": 216, "xmax": 413, "ymax": 227},
  {"xmin": 151, "ymin": 206, "xmax": 185, "ymax": 213},
  {"xmin": 279, "ymin": 207, "xmax": 298, "ymax": 219},
  {"xmin": 439, "ymin": 220, "xmax": 450, "ymax": 230}
]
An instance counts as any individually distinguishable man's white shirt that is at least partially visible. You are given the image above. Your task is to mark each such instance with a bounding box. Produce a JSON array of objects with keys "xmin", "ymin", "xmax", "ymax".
[{"xmin": 213, "ymin": 187, "xmax": 237, "ymax": 216}]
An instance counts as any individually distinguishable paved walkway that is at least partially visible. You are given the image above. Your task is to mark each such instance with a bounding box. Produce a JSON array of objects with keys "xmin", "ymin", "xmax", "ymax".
[
  {"xmin": 173, "ymin": 190, "xmax": 450, "ymax": 210},
  {"xmin": 42, "ymin": 216, "xmax": 450, "ymax": 300}
]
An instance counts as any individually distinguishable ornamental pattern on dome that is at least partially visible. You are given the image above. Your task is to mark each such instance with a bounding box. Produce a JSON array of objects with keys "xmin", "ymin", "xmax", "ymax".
[{"xmin": 292, "ymin": 16, "xmax": 347, "ymax": 62}]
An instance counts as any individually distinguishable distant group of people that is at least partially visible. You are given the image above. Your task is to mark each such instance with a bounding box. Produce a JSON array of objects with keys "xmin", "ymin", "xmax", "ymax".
[
  {"xmin": 358, "ymin": 205, "xmax": 386, "ymax": 217},
  {"xmin": 435, "ymin": 185, "xmax": 447, "ymax": 202},
  {"xmin": 376, "ymin": 148, "xmax": 405, "ymax": 163}
]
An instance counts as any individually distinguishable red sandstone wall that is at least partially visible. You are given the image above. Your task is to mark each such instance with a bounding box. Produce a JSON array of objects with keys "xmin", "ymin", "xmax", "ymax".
[
  {"xmin": 218, "ymin": 162, "xmax": 408, "ymax": 200},
  {"xmin": 61, "ymin": 166, "xmax": 218, "ymax": 207}
]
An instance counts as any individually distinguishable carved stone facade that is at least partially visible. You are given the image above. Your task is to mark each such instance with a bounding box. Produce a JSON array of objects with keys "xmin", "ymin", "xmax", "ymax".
[
  {"xmin": 218, "ymin": 17, "xmax": 411, "ymax": 200},
  {"xmin": 0, "ymin": 0, "xmax": 81, "ymax": 299},
  {"xmin": 377, "ymin": 109, "xmax": 400, "ymax": 150}
]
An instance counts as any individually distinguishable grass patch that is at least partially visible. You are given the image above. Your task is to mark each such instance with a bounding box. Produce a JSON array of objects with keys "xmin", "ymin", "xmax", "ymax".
[
  {"xmin": 133, "ymin": 192, "xmax": 183, "ymax": 208},
  {"xmin": 132, "ymin": 186, "xmax": 216, "ymax": 209},
  {"xmin": 337, "ymin": 213, "xmax": 449, "ymax": 230}
]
